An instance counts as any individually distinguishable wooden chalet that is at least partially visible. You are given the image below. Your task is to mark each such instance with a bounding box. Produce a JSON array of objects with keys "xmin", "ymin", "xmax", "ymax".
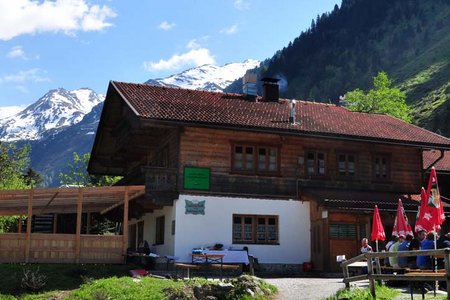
[{"xmin": 87, "ymin": 79, "xmax": 450, "ymax": 272}]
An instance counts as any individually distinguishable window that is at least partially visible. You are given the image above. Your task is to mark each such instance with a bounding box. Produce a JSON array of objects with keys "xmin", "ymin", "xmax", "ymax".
[
  {"xmin": 155, "ymin": 216, "xmax": 165, "ymax": 245},
  {"xmin": 306, "ymin": 151, "xmax": 326, "ymax": 176},
  {"xmin": 233, "ymin": 214, "xmax": 278, "ymax": 244},
  {"xmin": 373, "ymin": 155, "xmax": 390, "ymax": 180},
  {"xmin": 329, "ymin": 224, "xmax": 356, "ymax": 239},
  {"xmin": 337, "ymin": 153, "xmax": 356, "ymax": 177},
  {"xmin": 232, "ymin": 144, "xmax": 279, "ymax": 174}
]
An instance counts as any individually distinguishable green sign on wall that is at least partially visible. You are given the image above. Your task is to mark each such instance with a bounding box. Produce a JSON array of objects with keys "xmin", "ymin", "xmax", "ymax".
[{"xmin": 183, "ymin": 167, "xmax": 210, "ymax": 190}]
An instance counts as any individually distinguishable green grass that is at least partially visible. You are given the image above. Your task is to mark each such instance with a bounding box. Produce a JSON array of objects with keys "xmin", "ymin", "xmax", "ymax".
[
  {"xmin": 0, "ymin": 263, "xmax": 137, "ymax": 297},
  {"xmin": 325, "ymin": 284, "xmax": 400, "ymax": 300},
  {"xmin": 0, "ymin": 264, "xmax": 277, "ymax": 300}
]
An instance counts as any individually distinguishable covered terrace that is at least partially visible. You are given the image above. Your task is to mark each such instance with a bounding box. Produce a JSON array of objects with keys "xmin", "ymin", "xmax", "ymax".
[{"xmin": 0, "ymin": 185, "xmax": 145, "ymax": 264}]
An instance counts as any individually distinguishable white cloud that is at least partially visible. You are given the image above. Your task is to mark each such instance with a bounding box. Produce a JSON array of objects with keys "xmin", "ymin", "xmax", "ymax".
[
  {"xmin": 0, "ymin": 104, "xmax": 28, "ymax": 119},
  {"xmin": 220, "ymin": 24, "xmax": 239, "ymax": 35},
  {"xmin": 0, "ymin": 68, "xmax": 50, "ymax": 83},
  {"xmin": 144, "ymin": 48, "xmax": 215, "ymax": 72},
  {"xmin": 187, "ymin": 39, "xmax": 201, "ymax": 50},
  {"xmin": 7, "ymin": 46, "xmax": 26, "ymax": 59},
  {"xmin": 0, "ymin": 0, "xmax": 117, "ymax": 40},
  {"xmin": 234, "ymin": 0, "xmax": 250, "ymax": 10},
  {"xmin": 158, "ymin": 21, "xmax": 176, "ymax": 31}
]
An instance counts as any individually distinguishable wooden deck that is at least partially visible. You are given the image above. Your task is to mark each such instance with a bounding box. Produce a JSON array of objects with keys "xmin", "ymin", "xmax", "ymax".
[{"xmin": 0, "ymin": 186, "xmax": 145, "ymax": 264}]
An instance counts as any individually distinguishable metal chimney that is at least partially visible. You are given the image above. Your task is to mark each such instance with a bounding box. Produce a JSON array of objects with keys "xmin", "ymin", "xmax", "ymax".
[
  {"xmin": 261, "ymin": 77, "xmax": 280, "ymax": 102},
  {"xmin": 243, "ymin": 72, "xmax": 257, "ymax": 99},
  {"xmin": 289, "ymin": 99, "xmax": 296, "ymax": 124}
]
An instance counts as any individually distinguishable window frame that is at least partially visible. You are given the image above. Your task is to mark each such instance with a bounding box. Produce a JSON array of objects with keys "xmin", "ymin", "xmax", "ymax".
[
  {"xmin": 336, "ymin": 152, "xmax": 357, "ymax": 178},
  {"xmin": 231, "ymin": 142, "xmax": 281, "ymax": 176},
  {"xmin": 305, "ymin": 150, "xmax": 328, "ymax": 177},
  {"xmin": 329, "ymin": 223, "xmax": 357, "ymax": 240},
  {"xmin": 232, "ymin": 214, "xmax": 279, "ymax": 245},
  {"xmin": 155, "ymin": 216, "xmax": 165, "ymax": 245},
  {"xmin": 372, "ymin": 154, "xmax": 391, "ymax": 182}
]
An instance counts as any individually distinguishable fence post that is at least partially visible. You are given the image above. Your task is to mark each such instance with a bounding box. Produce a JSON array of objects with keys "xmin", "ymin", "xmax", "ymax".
[
  {"xmin": 343, "ymin": 264, "xmax": 350, "ymax": 289},
  {"xmin": 445, "ymin": 249, "xmax": 450, "ymax": 298},
  {"xmin": 367, "ymin": 254, "xmax": 376, "ymax": 298}
]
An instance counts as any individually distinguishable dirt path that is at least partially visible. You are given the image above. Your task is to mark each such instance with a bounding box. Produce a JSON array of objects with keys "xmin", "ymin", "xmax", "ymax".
[{"xmin": 265, "ymin": 278, "xmax": 345, "ymax": 300}]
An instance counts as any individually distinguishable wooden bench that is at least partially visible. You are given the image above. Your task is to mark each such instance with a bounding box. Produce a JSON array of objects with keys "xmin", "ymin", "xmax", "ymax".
[{"xmin": 174, "ymin": 263, "xmax": 200, "ymax": 278}]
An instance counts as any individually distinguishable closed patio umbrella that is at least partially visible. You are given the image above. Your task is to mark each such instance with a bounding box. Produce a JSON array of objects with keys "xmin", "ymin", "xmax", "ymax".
[
  {"xmin": 392, "ymin": 199, "xmax": 413, "ymax": 237},
  {"xmin": 371, "ymin": 205, "xmax": 385, "ymax": 252}
]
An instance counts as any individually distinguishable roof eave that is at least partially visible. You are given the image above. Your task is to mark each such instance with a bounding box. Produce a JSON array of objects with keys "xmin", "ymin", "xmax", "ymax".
[{"xmin": 139, "ymin": 118, "xmax": 450, "ymax": 150}]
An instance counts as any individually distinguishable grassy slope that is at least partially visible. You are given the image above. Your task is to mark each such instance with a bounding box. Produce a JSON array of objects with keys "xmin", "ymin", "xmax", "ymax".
[{"xmin": 394, "ymin": 22, "xmax": 450, "ymax": 137}]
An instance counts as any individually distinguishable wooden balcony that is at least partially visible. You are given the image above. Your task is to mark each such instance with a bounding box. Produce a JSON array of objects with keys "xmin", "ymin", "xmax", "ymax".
[{"xmin": 142, "ymin": 167, "xmax": 178, "ymax": 206}]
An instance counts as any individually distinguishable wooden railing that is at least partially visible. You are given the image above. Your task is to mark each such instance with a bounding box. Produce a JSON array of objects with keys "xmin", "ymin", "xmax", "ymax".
[
  {"xmin": 341, "ymin": 248, "xmax": 450, "ymax": 298},
  {"xmin": 0, "ymin": 233, "xmax": 123, "ymax": 264}
]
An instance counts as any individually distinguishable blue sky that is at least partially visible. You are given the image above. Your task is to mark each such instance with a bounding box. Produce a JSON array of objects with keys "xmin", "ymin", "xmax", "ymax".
[{"xmin": 0, "ymin": 0, "xmax": 338, "ymax": 108}]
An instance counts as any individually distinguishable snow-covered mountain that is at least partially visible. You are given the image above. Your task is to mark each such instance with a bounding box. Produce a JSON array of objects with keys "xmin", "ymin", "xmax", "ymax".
[
  {"xmin": 145, "ymin": 59, "xmax": 260, "ymax": 92},
  {"xmin": 0, "ymin": 88, "xmax": 104, "ymax": 141},
  {"xmin": 0, "ymin": 59, "xmax": 258, "ymax": 186}
]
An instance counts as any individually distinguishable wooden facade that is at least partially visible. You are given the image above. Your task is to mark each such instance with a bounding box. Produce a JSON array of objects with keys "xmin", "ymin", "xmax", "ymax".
[{"xmin": 109, "ymin": 125, "xmax": 427, "ymax": 271}]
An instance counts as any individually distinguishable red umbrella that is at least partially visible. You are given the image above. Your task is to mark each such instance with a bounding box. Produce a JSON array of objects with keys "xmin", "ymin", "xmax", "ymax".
[
  {"xmin": 392, "ymin": 199, "xmax": 411, "ymax": 237},
  {"xmin": 416, "ymin": 167, "xmax": 445, "ymax": 232},
  {"xmin": 371, "ymin": 205, "xmax": 385, "ymax": 252}
]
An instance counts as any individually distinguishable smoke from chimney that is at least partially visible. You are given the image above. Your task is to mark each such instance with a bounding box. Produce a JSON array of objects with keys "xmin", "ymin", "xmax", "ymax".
[{"xmin": 261, "ymin": 77, "xmax": 280, "ymax": 102}]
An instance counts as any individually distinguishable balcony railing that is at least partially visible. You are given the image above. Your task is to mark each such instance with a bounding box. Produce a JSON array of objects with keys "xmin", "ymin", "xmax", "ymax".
[{"xmin": 142, "ymin": 167, "xmax": 178, "ymax": 205}]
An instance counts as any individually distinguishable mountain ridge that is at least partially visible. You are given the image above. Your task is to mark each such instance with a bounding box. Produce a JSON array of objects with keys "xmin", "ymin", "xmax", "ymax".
[{"xmin": 0, "ymin": 87, "xmax": 104, "ymax": 142}]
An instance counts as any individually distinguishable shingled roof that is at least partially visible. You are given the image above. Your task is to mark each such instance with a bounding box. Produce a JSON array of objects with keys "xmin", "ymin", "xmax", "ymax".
[
  {"xmin": 111, "ymin": 81, "xmax": 450, "ymax": 149},
  {"xmin": 423, "ymin": 150, "xmax": 450, "ymax": 172}
]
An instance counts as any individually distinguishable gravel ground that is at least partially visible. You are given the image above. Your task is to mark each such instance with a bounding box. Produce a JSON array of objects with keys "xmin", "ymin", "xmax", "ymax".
[
  {"xmin": 265, "ymin": 277, "xmax": 347, "ymax": 300},
  {"xmin": 265, "ymin": 278, "xmax": 449, "ymax": 300}
]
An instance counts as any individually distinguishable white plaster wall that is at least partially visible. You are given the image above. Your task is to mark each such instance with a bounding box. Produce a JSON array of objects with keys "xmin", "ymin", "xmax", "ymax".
[
  {"xmin": 174, "ymin": 194, "xmax": 310, "ymax": 264},
  {"xmin": 129, "ymin": 205, "xmax": 176, "ymax": 256}
]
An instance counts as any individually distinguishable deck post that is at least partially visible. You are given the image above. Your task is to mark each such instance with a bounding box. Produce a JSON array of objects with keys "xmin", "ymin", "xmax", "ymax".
[
  {"xmin": 367, "ymin": 255, "xmax": 376, "ymax": 298},
  {"xmin": 75, "ymin": 187, "xmax": 83, "ymax": 263},
  {"xmin": 122, "ymin": 187, "xmax": 129, "ymax": 261},
  {"xmin": 25, "ymin": 189, "xmax": 33, "ymax": 263},
  {"xmin": 18, "ymin": 215, "xmax": 22, "ymax": 233}
]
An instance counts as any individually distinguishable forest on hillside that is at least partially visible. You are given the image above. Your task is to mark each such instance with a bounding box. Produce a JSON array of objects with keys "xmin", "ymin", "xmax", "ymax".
[{"xmin": 227, "ymin": 0, "xmax": 450, "ymax": 137}]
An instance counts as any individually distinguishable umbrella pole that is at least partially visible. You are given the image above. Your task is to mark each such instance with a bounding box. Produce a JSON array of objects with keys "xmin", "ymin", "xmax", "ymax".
[
  {"xmin": 375, "ymin": 240, "xmax": 382, "ymax": 279},
  {"xmin": 434, "ymin": 225, "xmax": 438, "ymax": 296}
]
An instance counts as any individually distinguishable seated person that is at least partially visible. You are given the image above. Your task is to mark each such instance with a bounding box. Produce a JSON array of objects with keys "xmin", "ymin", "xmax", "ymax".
[
  {"xmin": 360, "ymin": 238, "xmax": 373, "ymax": 253},
  {"xmin": 417, "ymin": 232, "xmax": 436, "ymax": 270},
  {"xmin": 408, "ymin": 229, "xmax": 426, "ymax": 269},
  {"xmin": 389, "ymin": 235, "xmax": 404, "ymax": 268},
  {"xmin": 397, "ymin": 234, "xmax": 412, "ymax": 268},
  {"xmin": 138, "ymin": 240, "xmax": 151, "ymax": 255}
]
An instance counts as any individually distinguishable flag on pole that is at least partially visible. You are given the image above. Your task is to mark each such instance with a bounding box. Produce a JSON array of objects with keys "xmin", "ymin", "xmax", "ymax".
[{"xmin": 416, "ymin": 167, "xmax": 445, "ymax": 232}]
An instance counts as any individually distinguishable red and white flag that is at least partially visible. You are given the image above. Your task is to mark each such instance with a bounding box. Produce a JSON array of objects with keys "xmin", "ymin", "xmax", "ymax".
[{"xmin": 416, "ymin": 167, "xmax": 445, "ymax": 232}]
